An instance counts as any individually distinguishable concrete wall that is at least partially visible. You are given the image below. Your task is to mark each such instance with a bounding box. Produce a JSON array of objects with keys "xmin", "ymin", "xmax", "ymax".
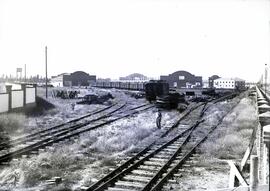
[
  {"xmin": 26, "ymin": 87, "xmax": 35, "ymax": 104},
  {"xmin": 0, "ymin": 84, "xmax": 36, "ymax": 113},
  {"xmin": 0, "ymin": 93, "xmax": 9, "ymax": 112},
  {"xmin": 11, "ymin": 90, "xmax": 23, "ymax": 108}
]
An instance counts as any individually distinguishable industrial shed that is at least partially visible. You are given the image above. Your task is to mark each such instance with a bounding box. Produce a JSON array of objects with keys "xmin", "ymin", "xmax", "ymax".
[
  {"xmin": 208, "ymin": 75, "xmax": 220, "ymax": 88},
  {"xmin": 213, "ymin": 77, "xmax": 246, "ymax": 90},
  {"xmin": 51, "ymin": 71, "xmax": 96, "ymax": 87},
  {"xmin": 160, "ymin": 70, "xmax": 202, "ymax": 89}
]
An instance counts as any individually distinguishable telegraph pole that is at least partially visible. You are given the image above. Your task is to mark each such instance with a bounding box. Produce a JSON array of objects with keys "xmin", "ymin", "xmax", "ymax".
[
  {"xmin": 265, "ymin": 63, "xmax": 268, "ymax": 93},
  {"xmin": 24, "ymin": 64, "xmax": 26, "ymax": 82},
  {"xmin": 45, "ymin": 46, "xmax": 48, "ymax": 98}
]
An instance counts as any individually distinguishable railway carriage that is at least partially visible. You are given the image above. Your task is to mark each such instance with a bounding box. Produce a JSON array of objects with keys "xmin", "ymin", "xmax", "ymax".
[{"xmin": 94, "ymin": 81, "xmax": 146, "ymax": 91}]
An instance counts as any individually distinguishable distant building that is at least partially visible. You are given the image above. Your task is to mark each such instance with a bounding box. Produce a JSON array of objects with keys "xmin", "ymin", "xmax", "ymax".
[
  {"xmin": 213, "ymin": 77, "xmax": 245, "ymax": 90},
  {"xmin": 51, "ymin": 71, "xmax": 96, "ymax": 87},
  {"xmin": 160, "ymin": 70, "xmax": 202, "ymax": 89},
  {"xmin": 51, "ymin": 73, "xmax": 71, "ymax": 87},
  {"xmin": 202, "ymin": 79, "xmax": 209, "ymax": 88},
  {"xmin": 234, "ymin": 77, "xmax": 246, "ymax": 90},
  {"xmin": 97, "ymin": 78, "xmax": 111, "ymax": 82},
  {"xmin": 208, "ymin": 75, "xmax": 220, "ymax": 88},
  {"xmin": 119, "ymin": 73, "xmax": 148, "ymax": 82}
]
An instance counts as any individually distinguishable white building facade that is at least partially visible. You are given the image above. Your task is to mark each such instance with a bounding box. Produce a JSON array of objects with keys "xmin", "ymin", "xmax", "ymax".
[
  {"xmin": 213, "ymin": 77, "xmax": 245, "ymax": 90},
  {"xmin": 213, "ymin": 78, "xmax": 235, "ymax": 89}
]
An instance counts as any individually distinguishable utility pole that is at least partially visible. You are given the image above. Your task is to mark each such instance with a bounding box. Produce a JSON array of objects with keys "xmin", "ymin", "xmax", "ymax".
[
  {"xmin": 45, "ymin": 46, "xmax": 48, "ymax": 98},
  {"xmin": 24, "ymin": 64, "xmax": 26, "ymax": 83},
  {"xmin": 265, "ymin": 63, "xmax": 268, "ymax": 93}
]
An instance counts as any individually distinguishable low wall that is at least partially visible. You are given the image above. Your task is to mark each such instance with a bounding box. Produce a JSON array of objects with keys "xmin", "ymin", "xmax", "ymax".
[
  {"xmin": 0, "ymin": 84, "xmax": 37, "ymax": 113},
  {"xmin": 26, "ymin": 87, "xmax": 35, "ymax": 104},
  {"xmin": 0, "ymin": 93, "xmax": 8, "ymax": 113},
  {"xmin": 12, "ymin": 90, "xmax": 24, "ymax": 108}
]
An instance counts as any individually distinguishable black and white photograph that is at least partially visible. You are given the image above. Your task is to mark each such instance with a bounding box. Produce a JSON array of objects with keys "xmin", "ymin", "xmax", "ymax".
[{"xmin": 0, "ymin": 0, "xmax": 269, "ymax": 190}]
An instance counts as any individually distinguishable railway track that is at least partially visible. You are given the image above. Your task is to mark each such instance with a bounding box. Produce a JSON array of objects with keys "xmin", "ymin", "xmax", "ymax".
[
  {"xmin": 0, "ymin": 103, "xmax": 154, "ymax": 164},
  {"xmin": 0, "ymin": 103, "xmax": 150, "ymax": 150},
  {"xmin": 0, "ymin": 103, "xmax": 119, "ymax": 150},
  {"xmin": 85, "ymin": 93, "xmax": 240, "ymax": 191}
]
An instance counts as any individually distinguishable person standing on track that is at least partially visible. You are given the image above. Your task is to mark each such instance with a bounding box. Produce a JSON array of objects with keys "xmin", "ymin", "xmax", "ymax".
[
  {"xmin": 71, "ymin": 103, "xmax": 75, "ymax": 111},
  {"xmin": 156, "ymin": 110, "xmax": 162, "ymax": 129}
]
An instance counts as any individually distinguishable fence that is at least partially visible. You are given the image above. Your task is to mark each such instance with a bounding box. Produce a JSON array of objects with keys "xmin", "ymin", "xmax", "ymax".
[{"xmin": 0, "ymin": 84, "xmax": 37, "ymax": 113}]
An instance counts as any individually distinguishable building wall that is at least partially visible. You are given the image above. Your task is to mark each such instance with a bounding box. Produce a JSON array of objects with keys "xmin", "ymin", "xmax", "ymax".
[
  {"xmin": 235, "ymin": 80, "xmax": 246, "ymax": 90},
  {"xmin": 11, "ymin": 90, "xmax": 24, "ymax": 108},
  {"xmin": 213, "ymin": 79, "xmax": 235, "ymax": 89},
  {"xmin": 209, "ymin": 75, "xmax": 220, "ymax": 88},
  {"xmin": 213, "ymin": 78, "xmax": 246, "ymax": 90},
  {"xmin": 51, "ymin": 75, "xmax": 65, "ymax": 87},
  {"xmin": 160, "ymin": 70, "xmax": 202, "ymax": 89},
  {"xmin": 0, "ymin": 84, "xmax": 36, "ymax": 113},
  {"xmin": 26, "ymin": 87, "xmax": 36, "ymax": 104},
  {"xmin": 69, "ymin": 71, "xmax": 91, "ymax": 86},
  {"xmin": 51, "ymin": 72, "xmax": 96, "ymax": 87},
  {"xmin": 0, "ymin": 94, "xmax": 9, "ymax": 113}
]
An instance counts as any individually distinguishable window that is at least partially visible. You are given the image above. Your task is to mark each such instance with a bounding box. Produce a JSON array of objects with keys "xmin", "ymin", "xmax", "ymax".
[
  {"xmin": 179, "ymin": 76, "xmax": 185, "ymax": 80},
  {"xmin": 173, "ymin": 82, "xmax": 177, "ymax": 87}
]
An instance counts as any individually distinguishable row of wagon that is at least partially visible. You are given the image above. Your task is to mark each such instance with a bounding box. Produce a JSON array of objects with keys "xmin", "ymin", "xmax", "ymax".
[{"xmin": 94, "ymin": 81, "xmax": 146, "ymax": 91}]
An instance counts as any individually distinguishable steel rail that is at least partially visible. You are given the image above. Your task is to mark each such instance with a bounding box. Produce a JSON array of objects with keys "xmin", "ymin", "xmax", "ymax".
[
  {"xmin": 0, "ymin": 103, "xmax": 117, "ymax": 149},
  {"xmin": 0, "ymin": 103, "xmax": 151, "ymax": 150},
  {"xmin": 87, "ymin": 93, "xmax": 239, "ymax": 191},
  {"xmin": 141, "ymin": 120, "xmax": 204, "ymax": 191},
  {"xmin": 150, "ymin": 97, "xmax": 243, "ymax": 191},
  {"xmin": 90, "ymin": 122, "xmax": 198, "ymax": 191},
  {"xmin": 0, "ymin": 104, "xmax": 153, "ymax": 164},
  {"xmin": 87, "ymin": 102, "xmax": 208, "ymax": 191},
  {"xmin": 0, "ymin": 103, "xmax": 125, "ymax": 151}
]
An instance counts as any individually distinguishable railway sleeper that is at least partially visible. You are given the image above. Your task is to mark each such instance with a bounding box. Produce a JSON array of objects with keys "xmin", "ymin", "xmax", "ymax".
[
  {"xmin": 149, "ymin": 157, "xmax": 169, "ymax": 162},
  {"xmin": 177, "ymin": 167, "xmax": 194, "ymax": 173},
  {"xmin": 166, "ymin": 145, "xmax": 181, "ymax": 149},
  {"xmin": 107, "ymin": 187, "xmax": 138, "ymax": 191},
  {"xmin": 157, "ymin": 150, "xmax": 175, "ymax": 155},
  {"xmin": 151, "ymin": 154, "xmax": 171, "ymax": 159},
  {"xmin": 123, "ymin": 175, "xmax": 151, "ymax": 183},
  {"xmin": 173, "ymin": 173, "xmax": 183, "ymax": 177},
  {"xmin": 131, "ymin": 170, "xmax": 156, "ymax": 177},
  {"xmin": 137, "ymin": 164, "xmax": 160, "ymax": 171},
  {"xmin": 114, "ymin": 180, "xmax": 145, "ymax": 189},
  {"xmin": 162, "ymin": 148, "xmax": 178, "ymax": 152},
  {"xmin": 143, "ymin": 161, "xmax": 164, "ymax": 166},
  {"xmin": 185, "ymin": 160, "xmax": 199, "ymax": 164},
  {"xmin": 189, "ymin": 156, "xmax": 200, "ymax": 160}
]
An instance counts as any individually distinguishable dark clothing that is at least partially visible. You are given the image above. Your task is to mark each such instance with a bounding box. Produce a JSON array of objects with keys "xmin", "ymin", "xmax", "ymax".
[{"xmin": 156, "ymin": 112, "xmax": 162, "ymax": 128}]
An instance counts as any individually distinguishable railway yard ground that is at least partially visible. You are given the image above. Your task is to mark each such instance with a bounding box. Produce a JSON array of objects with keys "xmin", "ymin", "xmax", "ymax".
[{"xmin": 0, "ymin": 87, "xmax": 258, "ymax": 191}]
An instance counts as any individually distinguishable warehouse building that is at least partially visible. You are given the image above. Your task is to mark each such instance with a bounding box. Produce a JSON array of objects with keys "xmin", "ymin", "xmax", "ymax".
[
  {"xmin": 208, "ymin": 75, "xmax": 220, "ymax": 88},
  {"xmin": 213, "ymin": 77, "xmax": 245, "ymax": 90},
  {"xmin": 119, "ymin": 73, "xmax": 148, "ymax": 82},
  {"xmin": 51, "ymin": 71, "xmax": 96, "ymax": 87},
  {"xmin": 160, "ymin": 70, "xmax": 202, "ymax": 89}
]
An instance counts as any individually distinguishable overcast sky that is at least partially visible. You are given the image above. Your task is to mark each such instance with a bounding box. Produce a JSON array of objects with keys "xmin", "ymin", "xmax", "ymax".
[{"xmin": 0, "ymin": 0, "xmax": 269, "ymax": 81}]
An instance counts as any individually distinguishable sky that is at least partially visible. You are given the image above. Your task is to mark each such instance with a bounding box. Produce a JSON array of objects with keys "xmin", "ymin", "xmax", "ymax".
[{"xmin": 0, "ymin": 0, "xmax": 269, "ymax": 82}]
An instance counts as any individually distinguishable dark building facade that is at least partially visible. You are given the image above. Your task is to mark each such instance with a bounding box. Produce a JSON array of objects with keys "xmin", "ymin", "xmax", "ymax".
[
  {"xmin": 119, "ymin": 73, "xmax": 148, "ymax": 81},
  {"xmin": 208, "ymin": 75, "xmax": 220, "ymax": 88},
  {"xmin": 160, "ymin": 70, "xmax": 202, "ymax": 89},
  {"xmin": 51, "ymin": 71, "xmax": 96, "ymax": 87},
  {"xmin": 69, "ymin": 71, "xmax": 96, "ymax": 86}
]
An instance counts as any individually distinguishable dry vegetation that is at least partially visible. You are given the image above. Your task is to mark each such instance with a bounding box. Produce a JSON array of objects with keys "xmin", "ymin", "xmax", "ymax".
[
  {"xmin": 201, "ymin": 94, "xmax": 257, "ymax": 160},
  {"xmin": 0, "ymin": 113, "xmax": 26, "ymax": 135}
]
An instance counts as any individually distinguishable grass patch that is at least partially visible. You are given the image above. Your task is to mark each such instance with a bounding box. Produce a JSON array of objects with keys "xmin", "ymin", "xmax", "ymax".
[
  {"xmin": 200, "ymin": 95, "xmax": 257, "ymax": 160},
  {"xmin": 0, "ymin": 113, "xmax": 26, "ymax": 135}
]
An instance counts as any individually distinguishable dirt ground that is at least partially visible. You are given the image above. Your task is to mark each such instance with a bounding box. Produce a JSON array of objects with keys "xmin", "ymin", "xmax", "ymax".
[
  {"xmin": 0, "ymin": 88, "xmax": 257, "ymax": 191},
  {"xmin": 164, "ymin": 92, "xmax": 257, "ymax": 191}
]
